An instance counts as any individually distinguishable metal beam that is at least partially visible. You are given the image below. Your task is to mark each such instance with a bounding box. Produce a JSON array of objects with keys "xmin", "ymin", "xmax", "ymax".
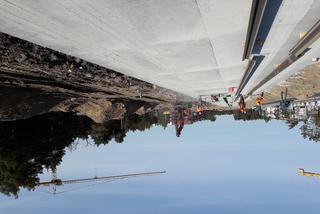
[
  {"xmin": 242, "ymin": 0, "xmax": 267, "ymax": 60},
  {"xmin": 247, "ymin": 55, "xmax": 296, "ymax": 96},
  {"xmin": 247, "ymin": 18, "xmax": 320, "ymax": 96},
  {"xmin": 236, "ymin": 59, "xmax": 256, "ymax": 98},
  {"xmin": 290, "ymin": 19, "xmax": 320, "ymax": 57}
]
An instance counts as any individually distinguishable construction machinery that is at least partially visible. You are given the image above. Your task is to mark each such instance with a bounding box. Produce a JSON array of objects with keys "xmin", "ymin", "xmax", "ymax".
[
  {"xmin": 37, "ymin": 169, "xmax": 166, "ymax": 195},
  {"xmin": 298, "ymin": 168, "xmax": 320, "ymax": 179}
]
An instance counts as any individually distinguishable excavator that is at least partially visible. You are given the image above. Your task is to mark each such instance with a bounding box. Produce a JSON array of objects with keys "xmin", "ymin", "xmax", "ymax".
[{"xmin": 298, "ymin": 168, "xmax": 320, "ymax": 179}]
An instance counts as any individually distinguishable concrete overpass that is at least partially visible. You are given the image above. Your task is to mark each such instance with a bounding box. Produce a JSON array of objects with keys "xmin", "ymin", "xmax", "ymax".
[
  {"xmin": 0, "ymin": 0, "xmax": 319, "ymax": 100},
  {"xmin": 241, "ymin": 0, "xmax": 320, "ymax": 96}
]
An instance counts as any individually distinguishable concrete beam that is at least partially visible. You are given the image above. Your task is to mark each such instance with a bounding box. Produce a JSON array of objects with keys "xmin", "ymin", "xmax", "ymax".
[{"xmin": 0, "ymin": 0, "xmax": 251, "ymax": 97}]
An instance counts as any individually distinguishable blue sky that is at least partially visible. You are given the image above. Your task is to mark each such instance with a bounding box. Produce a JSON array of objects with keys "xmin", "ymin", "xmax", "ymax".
[{"xmin": 1, "ymin": 116, "xmax": 320, "ymax": 214}]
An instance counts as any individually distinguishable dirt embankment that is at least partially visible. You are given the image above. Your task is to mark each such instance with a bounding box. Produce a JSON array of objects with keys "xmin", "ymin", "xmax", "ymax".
[
  {"xmin": 0, "ymin": 32, "xmax": 194, "ymax": 122},
  {"xmin": 247, "ymin": 63, "xmax": 320, "ymax": 106}
]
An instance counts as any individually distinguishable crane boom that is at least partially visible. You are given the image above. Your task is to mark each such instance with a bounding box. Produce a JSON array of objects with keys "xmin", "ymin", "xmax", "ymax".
[{"xmin": 37, "ymin": 171, "xmax": 166, "ymax": 186}]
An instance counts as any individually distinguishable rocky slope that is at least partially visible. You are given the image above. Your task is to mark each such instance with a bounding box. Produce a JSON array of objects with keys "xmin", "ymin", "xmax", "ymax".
[{"xmin": 0, "ymin": 32, "xmax": 193, "ymax": 122}]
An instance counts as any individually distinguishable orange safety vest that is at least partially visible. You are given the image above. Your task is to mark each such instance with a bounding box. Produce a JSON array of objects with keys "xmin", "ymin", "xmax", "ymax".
[{"xmin": 256, "ymin": 97, "xmax": 264, "ymax": 105}]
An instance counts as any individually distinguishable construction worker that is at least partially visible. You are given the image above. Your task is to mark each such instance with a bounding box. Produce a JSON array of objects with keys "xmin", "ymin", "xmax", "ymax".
[
  {"xmin": 174, "ymin": 108, "xmax": 185, "ymax": 137},
  {"xmin": 280, "ymin": 88, "xmax": 290, "ymax": 109},
  {"xmin": 196, "ymin": 105, "xmax": 204, "ymax": 115},
  {"xmin": 256, "ymin": 92, "xmax": 264, "ymax": 106},
  {"xmin": 211, "ymin": 95, "xmax": 219, "ymax": 102},
  {"xmin": 238, "ymin": 95, "xmax": 246, "ymax": 113}
]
